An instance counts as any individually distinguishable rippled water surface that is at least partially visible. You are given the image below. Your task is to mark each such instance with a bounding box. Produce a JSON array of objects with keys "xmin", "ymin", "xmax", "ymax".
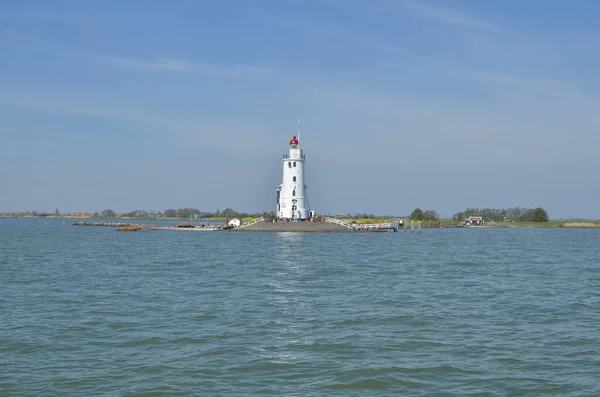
[{"xmin": 1, "ymin": 218, "xmax": 599, "ymax": 396}]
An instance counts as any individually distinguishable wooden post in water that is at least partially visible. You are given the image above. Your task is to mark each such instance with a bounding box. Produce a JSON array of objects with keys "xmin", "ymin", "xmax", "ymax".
[{"xmin": 418, "ymin": 222, "xmax": 422, "ymax": 233}]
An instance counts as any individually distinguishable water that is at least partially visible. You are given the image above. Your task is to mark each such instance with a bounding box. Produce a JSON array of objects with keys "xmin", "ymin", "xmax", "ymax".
[{"xmin": 1, "ymin": 218, "xmax": 599, "ymax": 396}]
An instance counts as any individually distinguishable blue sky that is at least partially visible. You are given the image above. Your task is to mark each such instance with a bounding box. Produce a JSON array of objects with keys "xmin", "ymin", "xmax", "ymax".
[{"xmin": 1, "ymin": 0, "xmax": 600, "ymax": 218}]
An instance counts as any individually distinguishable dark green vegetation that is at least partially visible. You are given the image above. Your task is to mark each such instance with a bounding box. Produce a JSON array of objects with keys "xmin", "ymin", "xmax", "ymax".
[
  {"xmin": 98, "ymin": 208, "xmax": 265, "ymax": 220},
  {"xmin": 453, "ymin": 207, "xmax": 549, "ymax": 223},
  {"xmin": 410, "ymin": 208, "xmax": 440, "ymax": 221}
]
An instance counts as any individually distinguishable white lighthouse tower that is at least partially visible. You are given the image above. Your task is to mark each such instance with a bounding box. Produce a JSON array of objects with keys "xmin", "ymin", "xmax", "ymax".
[{"xmin": 277, "ymin": 127, "xmax": 310, "ymax": 220}]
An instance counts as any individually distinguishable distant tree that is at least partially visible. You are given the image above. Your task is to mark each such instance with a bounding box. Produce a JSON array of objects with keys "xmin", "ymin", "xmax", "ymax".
[
  {"xmin": 220, "ymin": 208, "xmax": 237, "ymax": 218},
  {"xmin": 101, "ymin": 209, "xmax": 116, "ymax": 217},
  {"xmin": 453, "ymin": 212, "xmax": 465, "ymax": 221},
  {"xmin": 176, "ymin": 208, "xmax": 200, "ymax": 218},
  {"xmin": 410, "ymin": 208, "xmax": 424, "ymax": 221},
  {"xmin": 123, "ymin": 210, "xmax": 146, "ymax": 218},
  {"xmin": 530, "ymin": 207, "xmax": 549, "ymax": 222},
  {"xmin": 423, "ymin": 210, "xmax": 439, "ymax": 221},
  {"xmin": 164, "ymin": 209, "xmax": 177, "ymax": 218}
]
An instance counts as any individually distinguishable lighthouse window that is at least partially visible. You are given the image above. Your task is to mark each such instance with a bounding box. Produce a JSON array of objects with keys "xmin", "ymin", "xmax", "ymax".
[
  {"xmin": 288, "ymin": 162, "xmax": 291, "ymax": 168},
  {"xmin": 293, "ymin": 162, "xmax": 296, "ymax": 167},
  {"xmin": 293, "ymin": 189, "xmax": 296, "ymax": 196},
  {"xmin": 293, "ymin": 176, "xmax": 296, "ymax": 182}
]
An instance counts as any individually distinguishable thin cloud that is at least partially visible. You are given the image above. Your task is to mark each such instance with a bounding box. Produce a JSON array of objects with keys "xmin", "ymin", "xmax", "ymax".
[
  {"xmin": 448, "ymin": 67, "xmax": 600, "ymax": 130},
  {"xmin": 0, "ymin": 91, "xmax": 166, "ymax": 125},
  {"xmin": 449, "ymin": 67, "xmax": 585, "ymax": 94},
  {"xmin": 286, "ymin": 66, "xmax": 600, "ymax": 160},
  {"xmin": 102, "ymin": 57, "xmax": 273, "ymax": 79},
  {"xmin": 0, "ymin": 90, "xmax": 282, "ymax": 155},
  {"xmin": 308, "ymin": 23, "xmax": 407, "ymax": 55},
  {"xmin": 449, "ymin": 67, "xmax": 600, "ymax": 112},
  {"xmin": 399, "ymin": 0, "xmax": 505, "ymax": 34},
  {"xmin": 253, "ymin": 9, "xmax": 410, "ymax": 55}
]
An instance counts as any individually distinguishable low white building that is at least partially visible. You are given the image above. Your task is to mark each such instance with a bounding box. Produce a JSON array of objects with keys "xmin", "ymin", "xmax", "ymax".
[
  {"xmin": 465, "ymin": 216, "xmax": 484, "ymax": 226},
  {"xmin": 228, "ymin": 217, "xmax": 242, "ymax": 228}
]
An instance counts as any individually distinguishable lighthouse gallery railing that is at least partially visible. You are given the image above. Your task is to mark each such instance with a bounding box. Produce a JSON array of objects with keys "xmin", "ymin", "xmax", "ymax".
[{"xmin": 282, "ymin": 154, "xmax": 305, "ymax": 160}]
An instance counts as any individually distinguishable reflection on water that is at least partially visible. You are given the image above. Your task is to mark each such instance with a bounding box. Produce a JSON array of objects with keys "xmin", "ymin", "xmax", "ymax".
[{"xmin": 275, "ymin": 231, "xmax": 304, "ymax": 242}]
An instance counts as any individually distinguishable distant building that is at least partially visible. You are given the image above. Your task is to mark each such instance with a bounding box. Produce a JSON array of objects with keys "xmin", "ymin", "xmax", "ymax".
[
  {"xmin": 465, "ymin": 216, "xmax": 485, "ymax": 226},
  {"xmin": 228, "ymin": 217, "xmax": 242, "ymax": 228}
]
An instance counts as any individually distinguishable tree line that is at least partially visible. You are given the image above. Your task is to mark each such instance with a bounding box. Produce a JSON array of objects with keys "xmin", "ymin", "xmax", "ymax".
[
  {"xmin": 96, "ymin": 206, "xmax": 550, "ymax": 222},
  {"xmin": 453, "ymin": 207, "xmax": 549, "ymax": 222},
  {"xmin": 408, "ymin": 207, "xmax": 549, "ymax": 222},
  {"xmin": 98, "ymin": 208, "xmax": 264, "ymax": 219}
]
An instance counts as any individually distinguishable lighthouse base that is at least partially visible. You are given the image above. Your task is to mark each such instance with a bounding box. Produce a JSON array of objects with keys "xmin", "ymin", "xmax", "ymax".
[{"xmin": 235, "ymin": 221, "xmax": 355, "ymax": 233}]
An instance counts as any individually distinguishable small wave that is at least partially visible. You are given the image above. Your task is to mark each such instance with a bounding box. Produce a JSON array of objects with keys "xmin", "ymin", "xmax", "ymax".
[
  {"xmin": 496, "ymin": 357, "xmax": 524, "ymax": 364},
  {"xmin": 302, "ymin": 342, "xmax": 355, "ymax": 352},
  {"xmin": 170, "ymin": 336, "xmax": 209, "ymax": 345},
  {"xmin": 329, "ymin": 379, "xmax": 391, "ymax": 389},
  {"xmin": 403, "ymin": 365, "xmax": 477, "ymax": 375},
  {"xmin": 108, "ymin": 322, "xmax": 138, "ymax": 330},
  {"xmin": 193, "ymin": 314, "xmax": 218, "ymax": 320},
  {"xmin": 82, "ymin": 320, "xmax": 102, "ymax": 327},
  {"xmin": 212, "ymin": 332, "xmax": 239, "ymax": 340},
  {"xmin": 338, "ymin": 315, "xmax": 429, "ymax": 327},
  {"xmin": 449, "ymin": 261, "xmax": 481, "ymax": 266},
  {"xmin": 53, "ymin": 344, "xmax": 81, "ymax": 352},
  {"xmin": 377, "ymin": 315, "xmax": 430, "ymax": 326},
  {"xmin": 132, "ymin": 364, "xmax": 179, "ymax": 375},
  {"xmin": 230, "ymin": 362, "xmax": 297, "ymax": 373},
  {"xmin": 555, "ymin": 338, "xmax": 597, "ymax": 347},
  {"xmin": 112, "ymin": 383, "xmax": 188, "ymax": 397},
  {"xmin": 569, "ymin": 302, "xmax": 594, "ymax": 310},
  {"xmin": 333, "ymin": 365, "xmax": 476, "ymax": 379},
  {"xmin": 68, "ymin": 325, "xmax": 92, "ymax": 332},
  {"xmin": 1, "ymin": 341, "xmax": 47, "ymax": 353},
  {"xmin": 467, "ymin": 376, "xmax": 564, "ymax": 393},
  {"xmin": 200, "ymin": 346, "xmax": 249, "ymax": 357},
  {"xmin": 115, "ymin": 336, "xmax": 162, "ymax": 347},
  {"xmin": 154, "ymin": 260, "xmax": 192, "ymax": 266},
  {"xmin": 564, "ymin": 349, "xmax": 599, "ymax": 357},
  {"xmin": 58, "ymin": 299, "xmax": 82, "ymax": 305}
]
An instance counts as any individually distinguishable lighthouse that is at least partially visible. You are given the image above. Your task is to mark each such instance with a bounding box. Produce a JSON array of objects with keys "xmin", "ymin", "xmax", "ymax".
[{"xmin": 277, "ymin": 130, "xmax": 310, "ymax": 220}]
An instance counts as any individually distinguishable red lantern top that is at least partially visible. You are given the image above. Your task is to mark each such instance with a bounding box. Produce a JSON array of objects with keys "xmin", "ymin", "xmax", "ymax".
[{"xmin": 289, "ymin": 136, "xmax": 299, "ymax": 145}]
